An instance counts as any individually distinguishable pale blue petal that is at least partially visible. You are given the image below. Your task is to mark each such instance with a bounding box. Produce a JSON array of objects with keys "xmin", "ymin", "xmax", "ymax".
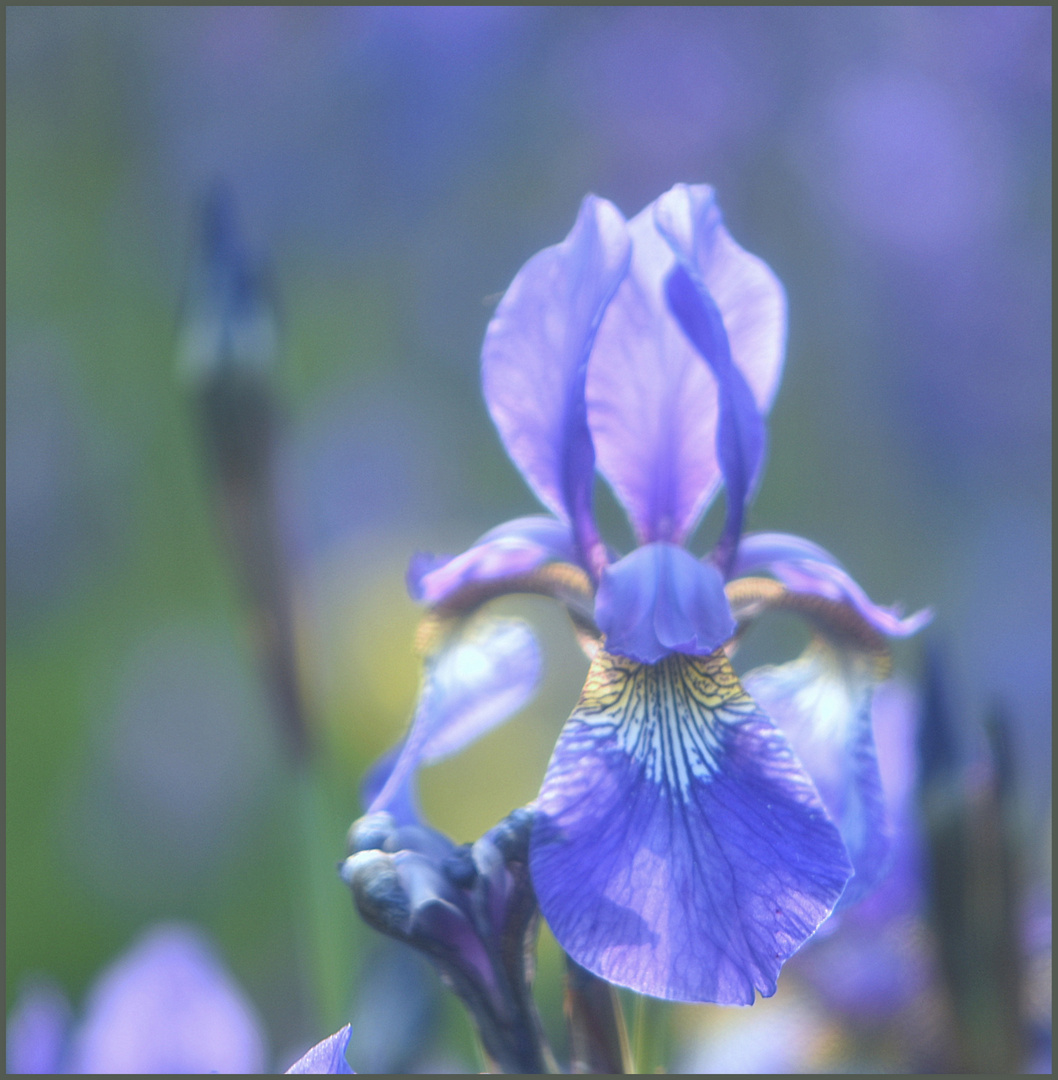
[
  {"xmin": 66, "ymin": 924, "xmax": 267, "ymax": 1074},
  {"xmin": 286, "ymin": 1025, "xmax": 355, "ymax": 1074},
  {"xmin": 482, "ymin": 195, "xmax": 630, "ymax": 564},
  {"xmin": 368, "ymin": 618, "xmax": 541, "ymax": 820},
  {"xmin": 733, "ymin": 532, "xmax": 933, "ymax": 637},
  {"xmin": 594, "ymin": 542, "xmax": 735, "ymax": 663},
  {"xmin": 587, "ymin": 184, "xmax": 785, "ymax": 545},
  {"xmin": 743, "ymin": 641, "xmax": 891, "ymax": 906},
  {"xmin": 530, "ymin": 650, "xmax": 852, "ymax": 1004},
  {"xmin": 5, "ymin": 980, "xmax": 72, "ymax": 1074},
  {"xmin": 407, "ymin": 516, "xmax": 577, "ymax": 604},
  {"xmin": 360, "ymin": 747, "xmax": 418, "ymax": 825}
]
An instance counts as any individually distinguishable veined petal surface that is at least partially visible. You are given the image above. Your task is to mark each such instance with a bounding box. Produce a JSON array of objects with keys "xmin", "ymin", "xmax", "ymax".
[
  {"xmin": 529, "ymin": 649, "xmax": 852, "ymax": 1004},
  {"xmin": 595, "ymin": 542, "xmax": 735, "ymax": 664},
  {"xmin": 368, "ymin": 618, "xmax": 541, "ymax": 820},
  {"xmin": 743, "ymin": 639, "xmax": 891, "ymax": 906},
  {"xmin": 408, "ymin": 516, "xmax": 577, "ymax": 605},
  {"xmin": 587, "ymin": 184, "xmax": 785, "ymax": 546},
  {"xmin": 482, "ymin": 195, "xmax": 630, "ymax": 557},
  {"xmin": 733, "ymin": 532, "xmax": 932, "ymax": 637}
]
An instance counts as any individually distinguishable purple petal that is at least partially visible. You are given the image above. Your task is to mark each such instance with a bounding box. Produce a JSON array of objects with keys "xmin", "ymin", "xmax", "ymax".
[
  {"xmin": 66, "ymin": 923, "xmax": 266, "ymax": 1074},
  {"xmin": 595, "ymin": 542, "xmax": 736, "ymax": 664},
  {"xmin": 653, "ymin": 185, "xmax": 787, "ymax": 417},
  {"xmin": 733, "ymin": 532, "xmax": 933, "ymax": 637},
  {"xmin": 407, "ymin": 516, "xmax": 577, "ymax": 605},
  {"xmin": 530, "ymin": 649, "xmax": 852, "ymax": 1004},
  {"xmin": 360, "ymin": 746, "xmax": 416, "ymax": 823},
  {"xmin": 587, "ymin": 184, "xmax": 785, "ymax": 546},
  {"xmin": 664, "ymin": 265, "xmax": 765, "ymax": 573},
  {"xmin": 482, "ymin": 195, "xmax": 631, "ymax": 566},
  {"xmin": 368, "ymin": 618, "xmax": 541, "ymax": 821},
  {"xmin": 6, "ymin": 980, "xmax": 72, "ymax": 1074},
  {"xmin": 285, "ymin": 1024, "xmax": 355, "ymax": 1074},
  {"xmin": 792, "ymin": 688, "xmax": 929, "ymax": 1017},
  {"xmin": 742, "ymin": 642, "xmax": 891, "ymax": 906}
]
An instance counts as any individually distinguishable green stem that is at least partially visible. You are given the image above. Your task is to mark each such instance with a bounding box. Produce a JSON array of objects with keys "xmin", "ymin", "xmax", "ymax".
[
  {"xmin": 292, "ymin": 765, "xmax": 351, "ymax": 1035},
  {"xmin": 630, "ymin": 992, "xmax": 669, "ymax": 1074}
]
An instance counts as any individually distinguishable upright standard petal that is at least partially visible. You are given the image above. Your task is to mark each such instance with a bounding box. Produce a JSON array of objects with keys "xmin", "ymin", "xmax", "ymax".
[
  {"xmin": 587, "ymin": 185, "xmax": 785, "ymax": 546},
  {"xmin": 733, "ymin": 532, "xmax": 933, "ymax": 637},
  {"xmin": 368, "ymin": 617, "xmax": 541, "ymax": 822},
  {"xmin": 594, "ymin": 542, "xmax": 735, "ymax": 664},
  {"xmin": 653, "ymin": 184, "xmax": 787, "ymax": 417},
  {"xmin": 482, "ymin": 195, "xmax": 631, "ymax": 569},
  {"xmin": 664, "ymin": 265, "xmax": 765, "ymax": 572},
  {"xmin": 529, "ymin": 649, "xmax": 852, "ymax": 1004}
]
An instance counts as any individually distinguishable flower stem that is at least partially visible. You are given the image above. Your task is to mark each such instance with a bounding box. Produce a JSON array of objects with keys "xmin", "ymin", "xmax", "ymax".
[
  {"xmin": 293, "ymin": 765, "xmax": 351, "ymax": 1035},
  {"xmin": 630, "ymin": 992, "xmax": 669, "ymax": 1074},
  {"xmin": 564, "ymin": 956, "xmax": 631, "ymax": 1073}
]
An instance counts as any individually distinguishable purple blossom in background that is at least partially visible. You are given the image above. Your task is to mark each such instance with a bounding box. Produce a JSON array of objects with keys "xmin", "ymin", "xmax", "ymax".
[
  {"xmin": 401, "ymin": 183, "xmax": 929, "ymax": 1004},
  {"xmin": 6, "ymin": 924, "xmax": 267, "ymax": 1074},
  {"xmin": 6, "ymin": 923, "xmax": 356, "ymax": 1075}
]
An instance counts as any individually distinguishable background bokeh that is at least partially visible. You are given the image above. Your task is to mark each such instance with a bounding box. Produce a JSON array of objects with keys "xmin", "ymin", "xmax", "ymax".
[{"xmin": 7, "ymin": 6, "xmax": 1050, "ymax": 1072}]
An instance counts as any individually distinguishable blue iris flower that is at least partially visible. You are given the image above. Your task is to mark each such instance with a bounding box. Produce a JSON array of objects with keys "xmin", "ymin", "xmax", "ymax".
[
  {"xmin": 400, "ymin": 184, "xmax": 929, "ymax": 1005},
  {"xmin": 6, "ymin": 924, "xmax": 269, "ymax": 1074},
  {"xmin": 5, "ymin": 923, "xmax": 354, "ymax": 1074}
]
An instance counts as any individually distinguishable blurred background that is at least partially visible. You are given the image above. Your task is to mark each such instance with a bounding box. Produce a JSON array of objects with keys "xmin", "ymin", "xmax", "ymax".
[{"xmin": 7, "ymin": 7, "xmax": 1050, "ymax": 1073}]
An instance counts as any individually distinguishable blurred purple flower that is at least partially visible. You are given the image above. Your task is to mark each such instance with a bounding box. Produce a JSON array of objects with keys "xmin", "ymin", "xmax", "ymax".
[
  {"xmin": 136, "ymin": 6, "xmax": 535, "ymax": 256},
  {"xmin": 554, "ymin": 8, "xmax": 781, "ymax": 194},
  {"xmin": 403, "ymin": 183, "xmax": 929, "ymax": 1004},
  {"xmin": 802, "ymin": 70, "xmax": 1009, "ymax": 260},
  {"xmin": 6, "ymin": 924, "xmax": 267, "ymax": 1073}
]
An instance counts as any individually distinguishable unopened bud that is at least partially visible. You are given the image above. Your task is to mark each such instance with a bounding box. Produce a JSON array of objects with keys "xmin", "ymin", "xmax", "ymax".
[
  {"xmin": 347, "ymin": 812, "xmax": 398, "ymax": 855},
  {"xmin": 342, "ymin": 850, "xmax": 410, "ymax": 935},
  {"xmin": 442, "ymin": 845, "xmax": 479, "ymax": 889}
]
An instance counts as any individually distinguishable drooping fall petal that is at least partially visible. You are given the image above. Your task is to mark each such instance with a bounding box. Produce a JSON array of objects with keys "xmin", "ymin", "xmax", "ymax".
[
  {"xmin": 530, "ymin": 649, "xmax": 852, "ymax": 1004},
  {"xmin": 367, "ymin": 617, "xmax": 541, "ymax": 823},
  {"xmin": 733, "ymin": 531, "xmax": 932, "ymax": 636},
  {"xmin": 407, "ymin": 516, "xmax": 577, "ymax": 606}
]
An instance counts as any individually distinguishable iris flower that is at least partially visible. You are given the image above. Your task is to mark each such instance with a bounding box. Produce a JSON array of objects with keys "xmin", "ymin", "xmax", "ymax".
[
  {"xmin": 5, "ymin": 923, "xmax": 354, "ymax": 1074},
  {"xmin": 5, "ymin": 924, "xmax": 267, "ymax": 1074},
  {"xmin": 403, "ymin": 183, "xmax": 929, "ymax": 1005}
]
